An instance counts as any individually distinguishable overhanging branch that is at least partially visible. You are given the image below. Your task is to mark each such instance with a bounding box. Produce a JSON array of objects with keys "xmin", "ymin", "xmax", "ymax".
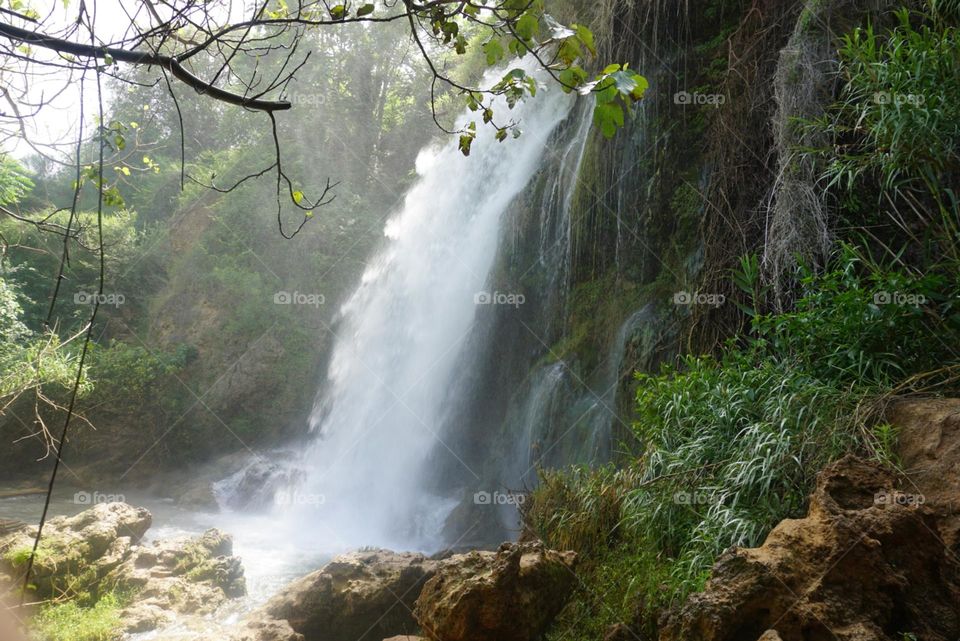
[{"xmin": 0, "ymin": 21, "xmax": 291, "ymax": 112}]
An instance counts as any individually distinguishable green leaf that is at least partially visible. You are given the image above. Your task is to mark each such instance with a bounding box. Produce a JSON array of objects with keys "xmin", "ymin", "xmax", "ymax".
[
  {"xmin": 593, "ymin": 101, "xmax": 624, "ymax": 139},
  {"xmin": 356, "ymin": 3, "xmax": 375, "ymax": 16},
  {"xmin": 329, "ymin": 4, "xmax": 346, "ymax": 19},
  {"xmin": 483, "ymin": 39, "xmax": 504, "ymax": 66},
  {"xmin": 595, "ymin": 77, "xmax": 618, "ymax": 104},
  {"xmin": 574, "ymin": 24, "xmax": 596, "ymax": 56},
  {"xmin": 558, "ymin": 65, "xmax": 588, "ymax": 93},
  {"xmin": 610, "ymin": 70, "xmax": 648, "ymax": 101},
  {"xmin": 515, "ymin": 13, "xmax": 539, "ymax": 41},
  {"xmin": 459, "ymin": 134, "xmax": 474, "ymax": 156},
  {"xmin": 292, "ymin": 190, "xmax": 304, "ymax": 204},
  {"xmin": 557, "ymin": 38, "xmax": 582, "ymax": 65},
  {"xmin": 629, "ymin": 74, "xmax": 649, "ymax": 101},
  {"xmin": 508, "ymin": 38, "xmax": 527, "ymax": 58}
]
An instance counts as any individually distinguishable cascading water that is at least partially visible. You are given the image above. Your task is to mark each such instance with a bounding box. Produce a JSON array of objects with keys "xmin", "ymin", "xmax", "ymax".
[{"xmin": 279, "ymin": 71, "xmax": 574, "ymax": 552}]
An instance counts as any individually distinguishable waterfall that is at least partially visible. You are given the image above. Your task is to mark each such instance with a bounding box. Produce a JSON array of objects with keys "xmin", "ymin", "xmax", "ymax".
[{"xmin": 281, "ymin": 72, "xmax": 574, "ymax": 551}]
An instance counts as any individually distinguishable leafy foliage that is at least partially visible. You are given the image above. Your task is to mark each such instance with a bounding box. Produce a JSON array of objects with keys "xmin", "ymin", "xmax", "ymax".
[
  {"xmin": 817, "ymin": 9, "xmax": 960, "ymax": 198},
  {"xmin": 449, "ymin": 0, "xmax": 647, "ymax": 154},
  {"xmin": 0, "ymin": 154, "xmax": 34, "ymax": 205},
  {"xmin": 750, "ymin": 245, "xmax": 960, "ymax": 385},
  {"xmin": 804, "ymin": 7, "xmax": 960, "ymax": 259}
]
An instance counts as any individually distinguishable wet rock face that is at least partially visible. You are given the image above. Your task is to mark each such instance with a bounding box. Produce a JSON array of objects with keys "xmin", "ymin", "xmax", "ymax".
[
  {"xmin": 0, "ymin": 502, "xmax": 152, "ymax": 598},
  {"xmin": 413, "ymin": 541, "xmax": 578, "ymax": 641},
  {"xmin": 212, "ymin": 456, "xmax": 305, "ymax": 511},
  {"xmin": 659, "ymin": 454, "xmax": 960, "ymax": 641},
  {"xmin": 259, "ymin": 548, "xmax": 439, "ymax": 641}
]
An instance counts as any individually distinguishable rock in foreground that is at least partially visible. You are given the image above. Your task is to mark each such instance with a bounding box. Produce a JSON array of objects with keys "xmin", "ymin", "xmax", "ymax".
[
  {"xmin": 0, "ymin": 502, "xmax": 151, "ymax": 598},
  {"xmin": 0, "ymin": 502, "xmax": 246, "ymax": 636},
  {"xmin": 413, "ymin": 541, "xmax": 578, "ymax": 641},
  {"xmin": 235, "ymin": 549, "xmax": 438, "ymax": 641},
  {"xmin": 660, "ymin": 454, "xmax": 960, "ymax": 641},
  {"xmin": 111, "ymin": 528, "xmax": 246, "ymax": 633}
]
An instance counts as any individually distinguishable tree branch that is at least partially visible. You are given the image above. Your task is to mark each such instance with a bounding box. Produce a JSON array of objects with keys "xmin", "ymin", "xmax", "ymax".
[{"xmin": 0, "ymin": 21, "xmax": 291, "ymax": 112}]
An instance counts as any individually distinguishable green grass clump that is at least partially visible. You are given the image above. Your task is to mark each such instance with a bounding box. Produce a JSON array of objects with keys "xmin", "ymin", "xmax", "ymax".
[
  {"xmin": 30, "ymin": 592, "xmax": 124, "ymax": 641},
  {"xmin": 625, "ymin": 353, "xmax": 861, "ymax": 597}
]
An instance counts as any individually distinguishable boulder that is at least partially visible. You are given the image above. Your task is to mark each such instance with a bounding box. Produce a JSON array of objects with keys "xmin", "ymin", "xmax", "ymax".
[
  {"xmin": 413, "ymin": 541, "xmax": 578, "ymax": 641},
  {"xmin": 886, "ymin": 397, "xmax": 960, "ymax": 546},
  {"xmin": 221, "ymin": 618, "xmax": 305, "ymax": 641},
  {"xmin": 231, "ymin": 549, "xmax": 438, "ymax": 641},
  {"xmin": 0, "ymin": 502, "xmax": 151, "ymax": 598},
  {"xmin": 110, "ymin": 528, "xmax": 246, "ymax": 633},
  {"xmin": 659, "ymin": 454, "xmax": 960, "ymax": 641}
]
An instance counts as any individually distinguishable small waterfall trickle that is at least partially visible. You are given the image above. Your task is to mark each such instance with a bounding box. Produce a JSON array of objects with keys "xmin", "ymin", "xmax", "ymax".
[
  {"xmin": 536, "ymin": 103, "xmax": 595, "ymax": 332},
  {"xmin": 278, "ymin": 71, "xmax": 575, "ymax": 552},
  {"xmin": 502, "ymin": 306, "xmax": 652, "ymax": 491}
]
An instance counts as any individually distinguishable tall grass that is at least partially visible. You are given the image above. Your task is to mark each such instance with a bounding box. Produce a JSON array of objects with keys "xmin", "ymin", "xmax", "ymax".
[
  {"xmin": 804, "ymin": 7, "xmax": 960, "ymax": 259},
  {"xmin": 624, "ymin": 355, "xmax": 862, "ymax": 595}
]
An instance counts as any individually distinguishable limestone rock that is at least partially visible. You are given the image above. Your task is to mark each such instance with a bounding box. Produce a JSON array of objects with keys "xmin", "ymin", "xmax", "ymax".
[
  {"xmin": 248, "ymin": 548, "xmax": 438, "ymax": 641},
  {"xmin": 413, "ymin": 541, "xmax": 577, "ymax": 641},
  {"xmin": 887, "ymin": 397, "xmax": 960, "ymax": 546},
  {"xmin": 0, "ymin": 502, "xmax": 151, "ymax": 598},
  {"xmin": 659, "ymin": 454, "xmax": 960, "ymax": 641},
  {"xmin": 111, "ymin": 528, "xmax": 246, "ymax": 633},
  {"xmin": 228, "ymin": 618, "xmax": 305, "ymax": 641}
]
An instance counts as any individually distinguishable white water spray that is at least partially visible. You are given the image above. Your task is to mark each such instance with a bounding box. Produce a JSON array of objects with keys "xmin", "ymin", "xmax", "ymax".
[{"xmin": 281, "ymin": 74, "xmax": 574, "ymax": 551}]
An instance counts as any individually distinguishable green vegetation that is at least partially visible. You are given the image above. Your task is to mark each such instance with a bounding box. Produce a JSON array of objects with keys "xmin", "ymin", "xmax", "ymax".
[
  {"xmin": 814, "ymin": 9, "xmax": 960, "ymax": 204},
  {"xmin": 30, "ymin": 591, "xmax": 125, "ymax": 641},
  {"xmin": 533, "ymin": 248, "xmax": 960, "ymax": 637},
  {"xmin": 530, "ymin": 4, "xmax": 960, "ymax": 639}
]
